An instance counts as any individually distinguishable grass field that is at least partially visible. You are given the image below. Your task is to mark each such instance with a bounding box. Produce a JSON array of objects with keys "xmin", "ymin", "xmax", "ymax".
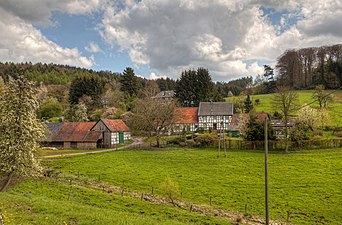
[
  {"xmin": 1, "ymin": 147, "xmax": 340, "ymax": 224},
  {"xmin": 226, "ymin": 90, "xmax": 342, "ymax": 127},
  {"xmin": 0, "ymin": 178, "xmax": 230, "ymax": 225}
]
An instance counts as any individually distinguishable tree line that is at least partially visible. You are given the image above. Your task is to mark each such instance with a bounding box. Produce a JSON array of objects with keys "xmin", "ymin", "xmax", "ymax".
[{"xmin": 276, "ymin": 44, "xmax": 342, "ymax": 89}]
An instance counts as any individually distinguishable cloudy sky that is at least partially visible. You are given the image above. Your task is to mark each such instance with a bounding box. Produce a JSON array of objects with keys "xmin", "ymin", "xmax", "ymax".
[{"xmin": 0, "ymin": 0, "xmax": 341, "ymax": 81}]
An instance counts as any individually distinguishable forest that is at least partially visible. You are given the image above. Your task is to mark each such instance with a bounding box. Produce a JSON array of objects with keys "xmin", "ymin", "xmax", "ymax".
[{"xmin": 0, "ymin": 43, "xmax": 341, "ymax": 122}]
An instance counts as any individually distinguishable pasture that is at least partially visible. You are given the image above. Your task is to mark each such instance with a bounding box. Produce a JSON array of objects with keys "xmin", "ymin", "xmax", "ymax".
[
  {"xmin": 227, "ymin": 90, "xmax": 342, "ymax": 127},
  {"xmin": 1, "ymin": 147, "xmax": 341, "ymax": 224}
]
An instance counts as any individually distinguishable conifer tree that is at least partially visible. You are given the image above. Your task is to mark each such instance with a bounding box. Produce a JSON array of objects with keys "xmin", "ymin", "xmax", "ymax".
[
  {"xmin": 244, "ymin": 95, "xmax": 253, "ymax": 113},
  {"xmin": 120, "ymin": 67, "xmax": 138, "ymax": 97}
]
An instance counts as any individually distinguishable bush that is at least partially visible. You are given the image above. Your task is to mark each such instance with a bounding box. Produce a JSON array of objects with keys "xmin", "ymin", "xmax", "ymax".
[
  {"xmin": 195, "ymin": 132, "xmax": 217, "ymax": 146},
  {"xmin": 160, "ymin": 177, "xmax": 180, "ymax": 206},
  {"xmin": 185, "ymin": 139, "xmax": 197, "ymax": 147},
  {"xmin": 334, "ymin": 131, "xmax": 342, "ymax": 137},
  {"xmin": 167, "ymin": 136, "xmax": 186, "ymax": 145}
]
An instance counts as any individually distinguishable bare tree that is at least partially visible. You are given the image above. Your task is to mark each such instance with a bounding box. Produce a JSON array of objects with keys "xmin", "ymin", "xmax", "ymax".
[
  {"xmin": 129, "ymin": 98, "xmax": 178, "ymax": 147},
  {"xmin": 272, "ymin": 86, "xmax": 299, "ymax": 153}
]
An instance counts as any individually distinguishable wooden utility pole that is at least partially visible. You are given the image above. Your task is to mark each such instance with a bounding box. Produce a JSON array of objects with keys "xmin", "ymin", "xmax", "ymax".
[
  {"xmin": 218, "ymin": 131, "xmax": 221, "ymax": 158},
  {"xmin": 265, "ymin": 118, "xmax": 269, "ymax": 225}
]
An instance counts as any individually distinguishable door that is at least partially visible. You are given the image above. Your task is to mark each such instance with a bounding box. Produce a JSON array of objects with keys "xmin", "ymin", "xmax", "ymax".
[
  {"xmin": 213, "ymin": 123, "xmax": 217, "ymax": 130},
  {"xmin": 119, "ymin": 132, "xmax": 124, "ymax": 144}
]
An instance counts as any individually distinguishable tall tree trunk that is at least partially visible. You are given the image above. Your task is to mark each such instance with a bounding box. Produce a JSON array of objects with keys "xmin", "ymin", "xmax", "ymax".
[{"xmin": 1, "ymin": 171, "xmax": 14, "ymax": 192}]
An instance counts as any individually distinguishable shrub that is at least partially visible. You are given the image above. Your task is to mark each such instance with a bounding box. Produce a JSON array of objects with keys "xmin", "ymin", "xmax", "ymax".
[
  {"xmin": 167, "ymin": 136, "xmax": 186, "ymax": 145},
  {"xmin": 185, "ymin": 139, "xmax": 197, "ymax": 147},
  {"xmin": 160, "ymin": 177, "xmax": 180, "ymax": 206},
  {"xmin": 195, "ymin": 132, "xmax": 217, "ymax": 146}
]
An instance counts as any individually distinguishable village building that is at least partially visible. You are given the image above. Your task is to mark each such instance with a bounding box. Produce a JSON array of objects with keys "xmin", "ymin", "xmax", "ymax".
[
  {"xmin": 270, "ymin": 120, "xmax": 295, "ymax": 139},
  {"xmin": 44, "ymin": 122, "xmax": 101, "ymax": 149},
  {"xmin": 91, "ymin": 119, "xmax": 131, "ymax": 148},
  {"xmin": 152, "ymin": 90, "xmax": 175, "ymax": 99},
  {"xmin": 198, "ymin": 102, "xmax": 234, "ymax": 131},
  {"xmin": 43, "ymin": 119, "xmax": 130, "ymax": 149},
  {"xmin": 173, "ymin": 107, "xmax": 198, "ymax": 133}
]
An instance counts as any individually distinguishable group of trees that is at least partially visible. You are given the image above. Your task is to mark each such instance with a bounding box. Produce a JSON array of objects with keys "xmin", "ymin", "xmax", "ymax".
[
  {"xmin": 175, "ymin": 68, "xmax": 222, "ymax": 107},
  {"xmin": 276, "ymin": 44, "xmax": 342, "ymax": 89}
]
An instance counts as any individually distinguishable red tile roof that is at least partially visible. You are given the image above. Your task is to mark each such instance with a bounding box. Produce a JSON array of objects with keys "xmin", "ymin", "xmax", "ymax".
[
  {"xmin": 102, "ymin": 119, "xmax": 130, "ymax": 131},
  {"xmin": 51, "ymin": 122, "xmax": 101, "ymax": 142},
  {"xmin": 174, "ymin": 107, "xmax": 198, "ymax": 124}
]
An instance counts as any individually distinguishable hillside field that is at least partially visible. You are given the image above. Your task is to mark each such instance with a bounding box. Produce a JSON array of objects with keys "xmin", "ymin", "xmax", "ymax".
[
  {"xmin": 1, "ymin": 147, "xmax": 341, "ymax": 224},
  {"xmin": 226, "ymin": 90, "xmax": 342, "ymax": 127}
]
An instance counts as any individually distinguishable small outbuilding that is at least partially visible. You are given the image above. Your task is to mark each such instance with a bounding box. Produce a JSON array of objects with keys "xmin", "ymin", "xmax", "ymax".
[{"xmin": 91, "ymin": 119, "xmax": 131, "ymax": 148}]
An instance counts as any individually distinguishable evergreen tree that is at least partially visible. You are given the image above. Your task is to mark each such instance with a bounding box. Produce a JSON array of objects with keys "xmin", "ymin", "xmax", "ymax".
[
  {"xmin": 244, "ymin": 95, "xmax": 253, "ymax": 113},
  {"xmin": 175, "ymin": 68, "xmax": 214, "ymax": 107},
  {"xmin": 120, "ymin": 67, "xmax": 138, "ymax": 97},
  {"xmin": 262, "ymin": 65, "xmax": 276, "ymax": 93},
  {"xmin": 0, "ymin": 77, "xmax": 46, "ymax": 191},
  {"xmin": 244, "ymin": 115, "xmax": 275, "ymax": 141},
  {"xmin": 69, "ymin": 75, "xmax": 106, "ymax": 109}
]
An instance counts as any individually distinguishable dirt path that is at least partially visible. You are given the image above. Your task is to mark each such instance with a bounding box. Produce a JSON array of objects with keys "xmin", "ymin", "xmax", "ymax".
[{"xmin": 41, "ymin": 137, "xmax": 144, "ymax": 159}]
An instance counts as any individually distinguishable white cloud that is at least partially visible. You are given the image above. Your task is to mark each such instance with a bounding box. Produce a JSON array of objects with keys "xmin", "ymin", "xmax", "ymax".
[
  {"xmin": 0, "ymin": 8, "xmax": 93, "ymax": 67},
  {"xmin": 0, "ymin": 0, "xmax": 106, "ymax": 25},
  {"xmin": 85, "ymin": 42, "xmax": 103, "ymax": 53},
  {"xmin": 150, "ymin": 72, "xmax": 167, "ymax": 80},
  {"xmin": 100, "ymin": 0, "xmax": 342, "ymax": 81}
]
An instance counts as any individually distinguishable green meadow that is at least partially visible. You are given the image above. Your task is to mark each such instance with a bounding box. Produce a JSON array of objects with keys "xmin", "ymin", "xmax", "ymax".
[
  {"xmin": 227, "ymin": 90, "xmax": 342, "ymax": 127},
  {"xmin": 1, "ymin": 147, "xmax": 341, "ymax": 224}
]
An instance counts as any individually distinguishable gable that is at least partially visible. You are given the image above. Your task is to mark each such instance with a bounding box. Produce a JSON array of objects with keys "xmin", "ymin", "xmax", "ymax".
[{"xmin": 102, "ymin": 119, "xmax": 130, "ymax": 132}]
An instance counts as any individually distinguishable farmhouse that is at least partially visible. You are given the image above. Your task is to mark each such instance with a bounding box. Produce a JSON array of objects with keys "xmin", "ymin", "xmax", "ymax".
[
  {"xmin": 43, "ymin": 119, "xmax": 130, "ymax": 149},
  {"xmin": 173, "ymin": 107, "xmax": 199, "ymax": 133},
  {"xmin": 198, "ymin": 102, "xmax": 234, "ymax": 131}
]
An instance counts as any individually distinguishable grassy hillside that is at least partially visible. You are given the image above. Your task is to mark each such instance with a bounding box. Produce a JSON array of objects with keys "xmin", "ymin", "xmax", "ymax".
[
  {"xmin": 0, "ymin": 177, "xmax": 228, "ymax": 225},
  {"xmin": 1, "ymin": 148, "xmax": 340, "ymax": 225},
  {"xmin": 227, "ymin": 90, "xmax": 342, "ymax": 127}
]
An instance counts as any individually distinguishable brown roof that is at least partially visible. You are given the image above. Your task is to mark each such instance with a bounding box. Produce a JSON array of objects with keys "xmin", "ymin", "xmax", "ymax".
[
  {"xmin": 102, "ymin": 119, "xmax": 130, "ymax": 132},
  {"xmin": 174, "ymin": 107, "xmax": 198, "ymax": 124},
  {"xmin": 51, "ymin": 122, "xmax": 101, "ymax": 142}
]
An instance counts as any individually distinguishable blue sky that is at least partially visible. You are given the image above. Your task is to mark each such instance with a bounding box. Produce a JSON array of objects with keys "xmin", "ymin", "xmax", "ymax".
[{"xmin": 0, "ymin": 0, "xmax": 341, "ymax": 81}]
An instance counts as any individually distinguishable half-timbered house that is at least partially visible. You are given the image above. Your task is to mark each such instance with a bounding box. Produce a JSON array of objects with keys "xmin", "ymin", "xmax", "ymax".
[
  {"xmin": 198, "ymin": 102, "xmax": 234, "ymax": 131},
  {"xmin": 173, "ymin": 107, "xmax": 199, "ymax": 133}
]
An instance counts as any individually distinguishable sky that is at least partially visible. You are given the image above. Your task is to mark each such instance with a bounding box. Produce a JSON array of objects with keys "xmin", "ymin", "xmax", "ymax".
[{"xmin": 0, "ymin": 0, "xmax": 341, "ymax": 82}]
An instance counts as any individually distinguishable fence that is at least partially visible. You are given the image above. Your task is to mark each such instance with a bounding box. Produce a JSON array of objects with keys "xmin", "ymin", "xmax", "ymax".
[
  {"xmin": 220, "ymin": 138, "xmax": 342, "ymax": 151},
  {"xmin": 129, "ymin": 138, "xmax": 342, "ymax": 151}
]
